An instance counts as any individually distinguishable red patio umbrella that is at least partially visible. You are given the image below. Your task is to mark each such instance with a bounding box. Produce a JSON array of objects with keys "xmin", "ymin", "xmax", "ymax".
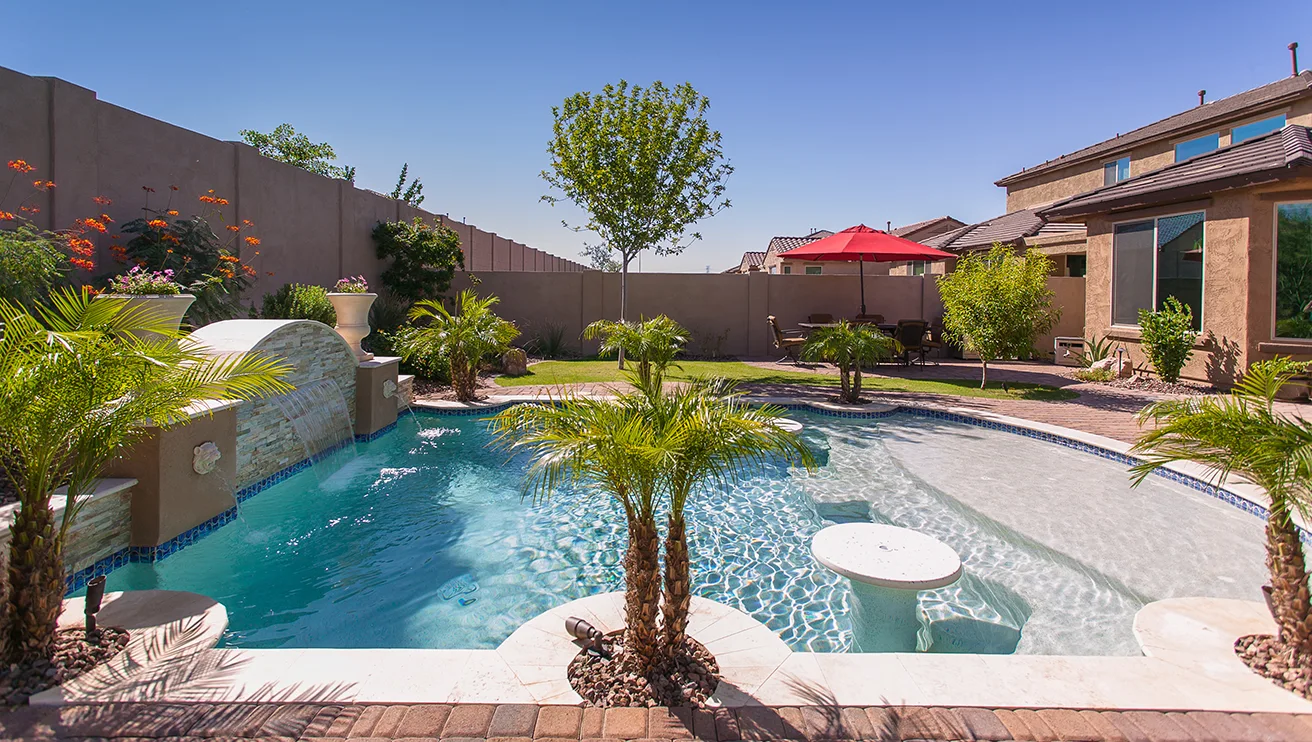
[{"xmin": 780, "ymin": 224, "xmax": 955, "ymax": 316}]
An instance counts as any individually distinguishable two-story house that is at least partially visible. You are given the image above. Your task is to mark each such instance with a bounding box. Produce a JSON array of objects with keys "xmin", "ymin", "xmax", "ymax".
[{"xmin": 727, "ymin": 217, "xmax": 963, "ymax": 275}]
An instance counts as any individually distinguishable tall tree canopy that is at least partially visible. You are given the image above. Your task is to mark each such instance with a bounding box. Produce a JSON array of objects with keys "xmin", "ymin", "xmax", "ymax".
[{"xmin": 240, "ymin": 124, "xmax": 354, "ymax": 181}]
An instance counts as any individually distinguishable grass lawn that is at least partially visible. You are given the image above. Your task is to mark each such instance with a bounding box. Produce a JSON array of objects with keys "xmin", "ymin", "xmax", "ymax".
[{"xmin": 494, "ymin": 360, "xmax": 1078, "ymax": 401}]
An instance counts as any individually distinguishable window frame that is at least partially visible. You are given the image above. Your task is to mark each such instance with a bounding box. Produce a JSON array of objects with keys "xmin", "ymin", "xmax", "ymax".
[
  {"xmin": 1271, "ymin": 199, "xmax": 1312, "ymax": 343},
  {"xmin": 1231, "ymin": 114, "xmax": 1287, "ymax": 145},
  {"xmin": 910, "ymin": 261, "xmax": 926, "ymax": 276},
  {"xmin": 1109, "ymin": 208, "xmax": 1207, "ymax": 330},
  {"xmin": 782, "ymin": 265, "xmax": 791, "ymax": 275},
  {"xmin": 1103, "ymin": 156, "xmax": 1130, "ymax": 186},
  {"xmin": 804, "ymin": 265, "xmax": 822, "ymax": 275},
  {"xmin": 1173, "ymin": 132, "xmax": 1220, "ymax": 163}
]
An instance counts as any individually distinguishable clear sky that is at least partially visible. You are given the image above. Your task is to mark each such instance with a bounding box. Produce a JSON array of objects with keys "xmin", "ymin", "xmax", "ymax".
[{"xmin": 5, "ymin": 1, "xmax": 1308, "ymax": 272}]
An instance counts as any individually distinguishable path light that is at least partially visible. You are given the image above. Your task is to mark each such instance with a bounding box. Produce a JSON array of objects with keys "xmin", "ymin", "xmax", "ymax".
[
  {"xmin": 85, "ymin": 575, "xmax": 106, "ymax": 636},
  {"xmin": 565, "ymin": 616, "xmax": 609, "ymax": 657}
]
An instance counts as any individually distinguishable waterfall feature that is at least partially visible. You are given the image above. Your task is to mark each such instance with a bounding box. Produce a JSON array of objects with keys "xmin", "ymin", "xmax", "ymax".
[{"xmin": 272, "ymin": 379, "xmax": 357, "ymax": 480}]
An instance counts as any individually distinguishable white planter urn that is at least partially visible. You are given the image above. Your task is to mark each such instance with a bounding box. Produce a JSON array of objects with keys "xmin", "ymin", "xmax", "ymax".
[
  {"xmin": 96, "ymin": 294, "xmax": 196, "ymax": 341},
  {"xmin": 327, "ymin": 292, "xmax": 376, "ymax": 361}
]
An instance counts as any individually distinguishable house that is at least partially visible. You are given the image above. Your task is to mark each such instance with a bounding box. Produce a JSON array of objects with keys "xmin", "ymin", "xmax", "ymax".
[
  {"xmin": 723, "ymin": 251, "xmax": 766, "ymax": 274},
  {"xmin": 727, "ymin": 218, "xmax": 963, "ymax": 276},
  {"xmin": 940, "ymin": 70, "xmax": 1312, "ymax": 282},
  {"xmin": 1039, "ymin": 123, "xmax": 1312, "ymax": 386}
]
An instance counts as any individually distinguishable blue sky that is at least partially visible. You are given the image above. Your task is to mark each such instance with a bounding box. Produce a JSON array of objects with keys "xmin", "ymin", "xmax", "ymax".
[{"xmin": 5, "ymin": 1, "xmax": 1308, "ymax": 272}]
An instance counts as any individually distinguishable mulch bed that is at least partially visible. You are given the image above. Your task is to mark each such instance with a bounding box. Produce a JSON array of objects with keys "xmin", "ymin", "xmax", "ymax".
[
  {"xmin": 0, "ymin": 627, "xmax": 129, "ymax": 706},
  {"xmin": 569, "ymin": 630, "xmax": 719, "ymax": 708},
  {"xmin": 1236, "ymin": 634, "xmax": 1312, "ymax": 699},
  {"xmin": 1105, "ymin": 376, "xmax": 1217, "ymax": 396}
]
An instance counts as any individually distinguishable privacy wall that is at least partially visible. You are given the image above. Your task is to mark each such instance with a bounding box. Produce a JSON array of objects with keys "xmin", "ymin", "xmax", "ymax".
[{"xmin": 0, "ymin": 66, "xmax": 583, "ymax": 300}]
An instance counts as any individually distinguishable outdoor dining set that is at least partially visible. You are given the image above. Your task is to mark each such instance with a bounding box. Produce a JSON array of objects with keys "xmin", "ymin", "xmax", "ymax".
[{"xmin": 768, "ymin": 314, "xmax": 945, "ymax": 367}]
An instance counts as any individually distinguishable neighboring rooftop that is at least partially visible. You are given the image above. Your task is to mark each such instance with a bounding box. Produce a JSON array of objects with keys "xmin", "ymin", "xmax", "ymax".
[
  {"xmin": 917, "ymin": 208, "xmax": 1085, "ymax": 253},
  {"xmin": 723, "ymin": 250, "xmax": 767, "ymax": 273},
  {"xmin": 889, "ymin": 215, "xmax": 964, "ymax": 238},
  {"xmin": 1040, "ymin": 124, "xmax": 1312, "ymax": 220},
  {"xmin": 770, "ymin": 230, "xmax": 835, "ymax": 256},
  {"xmin": 997, "ymin": 71, "xmax": 1312, "ymax": 186}
]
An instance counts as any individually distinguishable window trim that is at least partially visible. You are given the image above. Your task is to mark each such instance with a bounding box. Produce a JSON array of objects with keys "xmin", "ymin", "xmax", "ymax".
[
  {"xmin": 1172, "ymin": 132, "xmax": 1221, "ymax": 162},
  {"xmin": 782, "ymin": 265, "xmax": 791, "ymax": 275},
  {"xmin": 804, "ymin": 265, "xmax": 822, "ymax": 275},
  {"xmin": 1271, "ymin": 199, "xmax": 1312, "ymax": 344},
  {"xmin": 1109, "ymin": 208, "xmax": 1207, "ymax": 330},
  {"xmin": 1102, "ymin": 156, "xmax": 1130, "ymax": 186},
  {"xmin": 1230, "ymin": 112, "xmax": 1287, "ymax": 145}
]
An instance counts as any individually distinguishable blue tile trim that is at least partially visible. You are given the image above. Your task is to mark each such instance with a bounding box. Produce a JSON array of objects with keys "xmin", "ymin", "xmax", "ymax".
[{"xmin": 65, "ymin": 547, "xmax": 131, "ymax": 593}]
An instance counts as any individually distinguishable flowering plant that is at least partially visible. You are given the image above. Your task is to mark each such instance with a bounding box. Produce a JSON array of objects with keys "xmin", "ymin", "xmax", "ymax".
[
  {"xmin": 106, "ymin": 266, "xmax": 183, "ymax": 295},
  {"xmin": 332, "ymin": 275, "xmax": 369, "ymax": 293},
  {"xmin": 117, "ymin": 186, "xmax": 265, "ymax": 325}
]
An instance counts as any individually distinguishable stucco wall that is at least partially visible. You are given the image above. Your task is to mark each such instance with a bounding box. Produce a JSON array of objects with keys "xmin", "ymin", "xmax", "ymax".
[{"xmin": 0, "ymin": 65, "xmax": 583, "ymax": 302}]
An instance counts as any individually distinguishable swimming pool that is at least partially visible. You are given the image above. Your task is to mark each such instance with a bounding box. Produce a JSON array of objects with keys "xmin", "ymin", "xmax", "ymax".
[{"xmin": 100, "ymin": 409, "xmax": 1268, "ymax": 654}]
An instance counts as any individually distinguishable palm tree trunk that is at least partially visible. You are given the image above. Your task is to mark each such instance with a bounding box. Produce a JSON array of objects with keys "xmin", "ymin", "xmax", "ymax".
[
  {"xmin": 839, "ymin": 365, "xmax": 851, "ymax": 402},
  {"xmin": 624, "ymin": 514, "xmax": 661, "ymax": 675},
  {"xmin": 6, "ymin": 502, "xmax": 65, "ymax": 665},
  {"xmin": 980, "ymin": 360, "xmax": 989, "ymax": 389},
  {"xmin": 852, "ymin": 367, "xmax": 863, "ymax": 403},
  {"xmin": 1267, "ymin": 503, "xmax": 1312, "ymax": 656},
  {"xmin": 661, "ymin": 511, "xmax": 691, "ymax": 658},
  {"xmin": 453, "ymin": 352, "xmax": 475, "ymax": 402}
]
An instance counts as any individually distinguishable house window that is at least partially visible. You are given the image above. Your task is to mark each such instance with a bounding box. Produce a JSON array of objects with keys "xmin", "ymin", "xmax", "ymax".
[
  {"xmin": 768, "ymin": 266, "xmax": 777, "ymax": 274},
  {"xmin": 1067, "ymin": 254, "xmax": 1087, "ymax": 277},
  {"xmin": 1112, "ymin": 212, "xmax": 1204, "ymax": 329},
  {"xmin": 1232, "ymin": 115, "xmax": 1285, "ymax": 144},
  {"xmin": 1103, "ymin": 157, "xmax": 1130, "ymax": 186},
  {"xmin": 783, "ymin": 265, "xmax": 792, "ymax": 274},
  {"xmin": 804, "ymin": 265, "xmax": 822, "ymax": 275},
  {"xmin": 910, "ymin": 261, "xmax": 926, "ymax": 276},
  {"xmin": 1174, "ymin": 133, "xmax": 1219, "ymax": 162},
  {"xmin": 1275, "ymin": 202, "xmax": 1312, "ymax": 339}
]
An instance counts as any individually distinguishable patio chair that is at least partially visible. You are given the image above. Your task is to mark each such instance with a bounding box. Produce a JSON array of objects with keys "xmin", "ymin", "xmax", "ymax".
[
  {"xmin": 767, "ymin": 315, "xmax": 807, "ymax": 364},
  {"xmin": 921, "ymin": 320, "xmax": 944, "ymax": 365},
  {"xmin": 854, "ymin": 313, "xmax": 884, "ymax": 325},
  {"xmin": 895, "ymin": 320, "xmax": 929, "ymax": 366},
  {"xmin": 808, "ymin": 313, "xmax": 834, "ymax": 324}
]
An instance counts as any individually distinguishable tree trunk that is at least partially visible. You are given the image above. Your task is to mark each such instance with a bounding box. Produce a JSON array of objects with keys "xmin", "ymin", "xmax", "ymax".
[
  {"xmin": 838, "ymin": 365, "xmax": 851, "ymax": 402},
  {"xmin": 452, "ymin": 352, "xmax": 476, "ymax": 402},
  {"xmin": 661, "ymin": 512, "xmax": 691, "ymax": 659},
  {"xmin": 624, "ymin": 514, "xmax": 661, "ymax": 675},
  {"xmin": 617, "ymin": 257, "xmax": 629, "ymax": 370},
  {"xmin": 980, "ymin": 360, "xmax": 989, "ymax": 389},
  {"xmin": 851, "ymin": 367, "xmax": 863, "ymax": 404},
  {"xmin": 1266, "ymin": 503, "xmax": 1312, "ymax": 656},
  {"xmin": 6, "ymin": 502, "xmax": 64, "ymax": 665}
]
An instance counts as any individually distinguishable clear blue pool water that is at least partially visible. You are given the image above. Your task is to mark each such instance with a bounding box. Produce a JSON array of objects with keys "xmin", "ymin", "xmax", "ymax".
[{"xmin": 101, "ymin": 410, "xmax": 1268, "ymax": 654}]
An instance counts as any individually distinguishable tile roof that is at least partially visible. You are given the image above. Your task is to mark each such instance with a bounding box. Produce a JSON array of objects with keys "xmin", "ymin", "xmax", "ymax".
[
  {"xmin": 919, "ymin": 209, "xmax": 1051, "ymax": 252},
  {"xmin": 723, "ymin": 251, "xmax": 766, "ymax": 273},
  {"xmin": 997, "ymin": 71, "xmax": 1312, "ymax": 186},
  {"xmin": 1039, "ymin": 124, "xmax": 1312, "ymax": 219},
  {"xmin": 889, "ymin": 216, "xmax": 961, "ymax": 237},
  {"xmin": 770, "ymin": 230, "xmax": 834, "ymax": 256}
]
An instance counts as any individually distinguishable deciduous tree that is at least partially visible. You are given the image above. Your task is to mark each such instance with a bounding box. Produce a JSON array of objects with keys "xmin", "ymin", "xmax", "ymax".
[{"xmin": 240, "ymin": 124, "xmax": 354, "ymax": 180}]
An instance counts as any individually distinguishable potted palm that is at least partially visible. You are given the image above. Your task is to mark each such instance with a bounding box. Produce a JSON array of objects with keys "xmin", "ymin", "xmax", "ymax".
[
  {"xmin": 327, "ymin": 276, "xmax": 377, "ymax": 361},
  {"xmin": 399, "ymin": 289, "xmax": 518, "ymax": 403},
  {"xmin": 100, "ymin": 266, "xmax": 195, "ymax": 338},
  {"xmin": 1131, "ymin": 358, "xmax": 1312, "ymax": 697},
  {"xmin": 801, "ymin": 320, "xmax": 895, "ymax": 404}
]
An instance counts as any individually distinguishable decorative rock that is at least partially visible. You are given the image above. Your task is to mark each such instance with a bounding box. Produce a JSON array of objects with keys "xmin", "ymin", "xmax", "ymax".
[{"xmin": 502, "ymin": 348, "xmax": 529, "ymax": 377}]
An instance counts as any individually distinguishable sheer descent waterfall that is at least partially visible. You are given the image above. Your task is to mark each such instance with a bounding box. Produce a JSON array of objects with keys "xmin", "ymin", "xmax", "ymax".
[{"xmin": 272, "ymin": 379, "xmax": 357, "ymax": 479}]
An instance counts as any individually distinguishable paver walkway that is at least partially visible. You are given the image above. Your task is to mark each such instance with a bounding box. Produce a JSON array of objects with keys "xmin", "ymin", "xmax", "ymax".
[{"xmin": 5, "ymin": 701, "xmax": 1312, "ymax": 740}]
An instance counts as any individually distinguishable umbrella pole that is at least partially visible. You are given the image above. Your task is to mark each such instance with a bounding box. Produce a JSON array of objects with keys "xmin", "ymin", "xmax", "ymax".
[{"xmin": 859, "ymin": 259, "xmax": 867, "ymax": 316}]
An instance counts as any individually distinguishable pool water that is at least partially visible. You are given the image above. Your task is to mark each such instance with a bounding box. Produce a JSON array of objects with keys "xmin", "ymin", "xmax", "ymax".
[{"xmin": 102, "ymin": 411, "xmax": 1268, "ymax": 654}]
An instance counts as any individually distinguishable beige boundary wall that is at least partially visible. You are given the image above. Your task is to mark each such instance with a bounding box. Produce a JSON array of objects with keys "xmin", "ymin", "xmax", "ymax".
[
  {"xmin": 0, "ymin": 66, "xmax": 583, "ymax": 301},
  {"xmin": 453, "ymin": 271, "xmax": 1085, "ymax": 360}
]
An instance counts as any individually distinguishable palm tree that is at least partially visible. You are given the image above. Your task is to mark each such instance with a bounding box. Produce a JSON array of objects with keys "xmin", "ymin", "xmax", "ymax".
[
  {"xmin": 800, "ymin": 321, "xmax": 894, "ymax": 404},
  {"xmin": 583, "ymin": 316, "xmax": 688, "ymax": 392},
  {"xmin": 401, "ymin": 289, "xmax": 519, "ymax": 403},
  {"xmin": 1131, "ymin": 358, "xmax": 1312, "ymax": 658},
  {"xmin": 0, "ymin": 289, "xmax": 292, "ymax": 665},
  {"xmin": 488, "ymin": 393, "xmax": 673, "ymax": 675},
  {"xmin": 650, "ymin": 379, "xmax": 816, "ymax": 658}
]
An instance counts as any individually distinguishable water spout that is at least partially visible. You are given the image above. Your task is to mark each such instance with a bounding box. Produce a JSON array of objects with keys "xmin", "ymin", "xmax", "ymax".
[{"xmin": 272, "ymin": 379, "xmax": 358, "ymax": 480}]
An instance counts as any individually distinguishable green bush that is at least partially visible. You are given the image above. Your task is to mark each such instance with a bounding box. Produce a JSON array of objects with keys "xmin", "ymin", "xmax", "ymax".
[
  {"xmin": 261, "ymin": 283, "xmax": 336, "ymax": 324},
  {"xmin": 372, "ymin": 218, "xmax": 464, "ymax": 302},
  {"xmin": 0, "ymin": 225, "xmax": 66, "ymax": 308},
  {"xmin": 1138, "ymin": 296, "xmax": 1196, "ymax": 383},
  {"xmin": 1073, "ymin": 367, "xmax": 1115, "ymax": 383}
]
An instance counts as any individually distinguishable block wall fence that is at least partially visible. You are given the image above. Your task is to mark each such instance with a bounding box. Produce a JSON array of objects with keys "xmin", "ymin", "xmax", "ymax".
[{"xmin": 0, "ymin": 65, "xmax": 584, "ymax": 302}]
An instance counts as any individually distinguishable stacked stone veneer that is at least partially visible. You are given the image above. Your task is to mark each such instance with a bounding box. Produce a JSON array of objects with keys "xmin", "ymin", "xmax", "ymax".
[
  {"xmin": 0, "ymin": 481, "xmax": 134, "ymax": 580},
  {"xmin": 227, "ymin": 322, "xmax": 359, "ymax": 489}
]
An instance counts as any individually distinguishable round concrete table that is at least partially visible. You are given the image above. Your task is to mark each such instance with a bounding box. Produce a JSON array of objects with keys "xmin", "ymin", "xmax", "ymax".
[{"xmin": 811, "ymin": 523, "xmax": 962, "ymax": 652}]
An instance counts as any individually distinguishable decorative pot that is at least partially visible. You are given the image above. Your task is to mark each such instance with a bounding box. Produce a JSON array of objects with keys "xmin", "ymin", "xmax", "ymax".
[
  {"xmin": 95, "ymin": 294, "xmax": 196, "ymax": 341},
  {"xmin": 327, "ymin": 292, "xmax": 376, "ymax": 361}
]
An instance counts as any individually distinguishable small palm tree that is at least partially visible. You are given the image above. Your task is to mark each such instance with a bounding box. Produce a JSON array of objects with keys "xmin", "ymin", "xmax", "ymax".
[
  {"xmin": 489, "ymin": 394, "xmax": 673, "ymax": 675},
  {"xmin": 0, "ymin": 289, "xmax": 293, "ymax": 665},
  {"xmin": 584, "ymin": 316, "xmax": 688, "ymax": 392},
  {"xmin": 651, "ymin": 379, "xmax": 816, "ymax": 659},
  {"xmin": 401, "ymin": 289, "xmax": 519, "ymax": 403},
  {"xmin": 1131, "ymin": 358, "xmax": 1312, "ymax": 658},
  {"xmin": 801, "ymin": 321, "xmax": 894, "ymax": 404}
]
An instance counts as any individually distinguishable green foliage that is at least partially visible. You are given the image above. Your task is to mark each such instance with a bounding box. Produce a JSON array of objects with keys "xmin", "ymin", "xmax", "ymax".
[
  {"xmin": 0, "ymin": 289, "xmax": 292, "ymax": 663},
  {"xmin": 583, "ymin": 315, "xmax": 689, "ymax": 392},
  {"xmin": 239, "ymin": 124, "xmax": 353, "ymax": 180},
  {"xmin": 581, "ymin": 244, "xmax": 620, "ymax": 272},
  {"xmin": 372, "ymin": 218, "xmax": 465, "ymax": 302},
  {"xmin": 1138, "ymin": 296, "xmax": 1195, "ymax": 383},
  {"xmin": 1073, "ymin": 367, "xmax": 1115, "ymax": 383},
  {"xmin": 801, "ymin": 320, "xmax": 895, "ymax": 403},
  {"xmin": 937, "ymin": 245, "xmax": 1059, "ymax": 388},
  {"xmin": 1276, "ymin": 206, "xmax": 1312, "ymax": 328},
  {"xmin": 261, "ymin": 283, "xmax": 336, "ymax": 324},
  {"xmin": 400, "ymin": 290, "xmax": 518, "ymax": 402},
  {"xmin": 527, "ymin": 322, "xmax": 570, "ymax": 359},
  {"xmin": 0, "ymin": 224, "xmax": 66, "ymax": 308},
  {"xmin": 1131, "ymin": 358, "xmax": 1312, "ymax": 651},
  {"xmin": 1074, "ymin": 335, "xmax": 1115, "ymax": 368},
  {"xmin": 1277, "ymin": 316, "xmax": 1312, "ymax": 339},
  {"xmin": 543, "ymin": 80, "xmax": 732, "ymax": 323},
  {"xmin": 390, "ymin": 163, "xmax": 424, "ymax": 207}
]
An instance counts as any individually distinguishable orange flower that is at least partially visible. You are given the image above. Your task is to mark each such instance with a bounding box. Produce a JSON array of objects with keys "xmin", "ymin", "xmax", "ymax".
[
  {"xmin": 69, "ymin": 257, "xmax": 95, "ymax": 271},
  {"xmin": 241, "ymin": 219, "xmax": 254, "ymax": 227},
  {"xmin": 242, "ymin": 265, "xmax": 256, "ymax": 277},
  {"xmin": 19, "ymin": 205, "xmax": 38, "ymax": 213},
  {"xmin": 163, "ymin": 234, "xmax": 181, "ymax": 244},
  {"xmin": 100, "ymin": 213, "xmax": 114, "ymax": 223},
  {"xmin": 78, "ymin": 217, "xmax": 108, "ymax": 233},
  {"xmin": 33, "ymin": 180, "xmax": 54, "ymax": 190},
  {"xmin": 215, "ymin": 198, "xmax": 230, "ymax": 205},
  {"xmin": 93, "ymin": 195, "xmax": 113, "ymax": 205},
  {"xmin": 166, "ymin": 209, "xmax": 178, "ymax": 216},
  {"xmin": 266, "ymin": 271, "xmax": 275, "ymax": 276},
  {"xmin": 219, "ymin": 255, "xmax": 240, "ymax": 263},
  {"xmin": 198, "ymin": 195, "xmax": 216, "ymax": 204},
  {"xmin": 166, "ymin": 248, "xmax": 174, "ymax": 254},
  {"xmin": 244, "ymin": 236, "xmax": 260, "ymax": 246},
  {"xmin": 0, "ymin": 211, "xmax": 15, "ymax": 221},
  {"xmin": 226, "ymin": 225, "xmax": 240, "ymax": 232},
  {"xmin": 169, "ymin": 185, "xmax": 179, "ymax": 191},
  {"xmin": 7, "ymin": 159, "xmax": 35, "ymax": 173},
  {"xmin": 142, "ymin": 186, "xmax": 156, "ymax": 193},
  {"xmin": 147, "ymin": 218, "xmax": 168, "ymax": 229}
]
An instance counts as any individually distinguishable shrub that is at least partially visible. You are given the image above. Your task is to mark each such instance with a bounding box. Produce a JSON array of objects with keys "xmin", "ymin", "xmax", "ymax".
[
  {"xmin": 261, "ymin": 283, "xmax": 336, "ymax": 325},
  {"xmin": 400, "ymin": 290, "xmax": 517, "ymax": 402},
  {"xmin": 0, "ymin": 225, "xmax": 67, "ymax": 307},
  {"xmin": 372, "ymin": 218, "xmax": 464, "ymax": 302},
  {"xmin": 528, "ymin": 322, "xmax": 569, "ymax": 359},
  {"xmin": 801, "ymin": 321, "xmax": 894, "ymax": 404},
  {"xmin": 1074, "ymin": 335, "xmax": 1115, "ymax": 368},
  {"xmin": 1073, "ymin": 367, "xmax": 1115, "ymax": 383},
  {"xmin": 106, "ymin": 266, "xmax": 183, "ymax": 295},
  {"xmin": 1138, "ymin": 296, "xmax": 1196, "ymax": 383}
]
